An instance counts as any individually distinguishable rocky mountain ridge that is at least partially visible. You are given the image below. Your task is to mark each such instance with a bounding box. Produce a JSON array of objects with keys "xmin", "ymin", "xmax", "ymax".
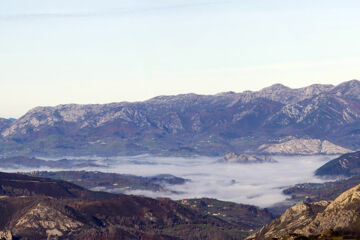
[{"xmin": 1, "ymin": 80, "xmax": 360, "ymax": 156}]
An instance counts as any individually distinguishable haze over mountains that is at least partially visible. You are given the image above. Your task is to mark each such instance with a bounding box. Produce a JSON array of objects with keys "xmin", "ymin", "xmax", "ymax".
[{"xmin": 1, "ymin": 79, "xmax": 360, "ymax": 156}]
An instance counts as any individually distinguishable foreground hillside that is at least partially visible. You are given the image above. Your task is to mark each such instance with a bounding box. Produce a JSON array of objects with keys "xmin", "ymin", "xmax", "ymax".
[
  {"xmin": 0, "ymin": 172, "xmax": 272, "ymax": 240},
  {"xmin": 1, "ymin": 80, "xmax": 360, "ymax": 156},
  {"xmin": 248, "ymin": 184, "xmax": 360, "ymax": 240},
  {"xmin": 178, "ymin": 198, "xmax": 274, "ymax": 230}
]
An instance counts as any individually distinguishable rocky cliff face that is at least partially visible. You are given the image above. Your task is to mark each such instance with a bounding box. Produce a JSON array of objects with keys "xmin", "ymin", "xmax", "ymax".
[
  {"xmin": 247, "ymin": 184, "xmax": 360, "ymax": 240},
  {"xmin": 1, "ymin": 80, "xmax": 360, "ymax": 156}
]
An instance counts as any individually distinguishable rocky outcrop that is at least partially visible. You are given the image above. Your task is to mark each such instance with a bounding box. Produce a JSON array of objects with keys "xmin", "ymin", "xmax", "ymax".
[
  {"xmin": 12, "ymin": 202, "xmax": 83, "ymax": 239},
  {"xmin": 220, "ymin": 153, "xmax": 275, "ymax": 164},
  {"xmin": 258, "ymin": 138, "xmax": 352, "ymax": 155},
  {"xmin": 0, "ymin": 231, "xmax": 12, "ymax": 240},
  {"xmin": 247, "ymin": 184, "xmax": 360, "ymax": 239},
  {"xmin": 247, "ymin": 201, "xmax": 330, "ymax": 239}
]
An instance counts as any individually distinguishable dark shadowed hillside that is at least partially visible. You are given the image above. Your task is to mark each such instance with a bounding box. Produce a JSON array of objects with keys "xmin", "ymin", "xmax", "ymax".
[
  {"xmin": 25, "ymin": 170, "xmax": 188, "ymax": 193},
  {"xmin": 0, "ymin": 156, "xmax": 104, "ymax": 169},
  {"xmin": 315, "ymin": 151, "xmax": 360, "ymax": 177},
  {"xmin": 178, "ymin": 198, "xmax": 274, "ymax": 230},
  {"xmin": 0, "ymin": 171, "xmax": 118, "ymax": 200},
  {"xmin": 283, "ymin": 175, "xmax": 360, "ymax": 203}
]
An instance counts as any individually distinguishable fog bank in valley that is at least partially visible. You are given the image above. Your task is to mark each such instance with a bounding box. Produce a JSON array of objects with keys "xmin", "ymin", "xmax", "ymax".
[
  {"xmin": 1, "ymin": 155, "xmax": 334, "ymax": 207},
  {"xmin": 106, "ymin": 155, "xmax": 333, "ymax": 207}
]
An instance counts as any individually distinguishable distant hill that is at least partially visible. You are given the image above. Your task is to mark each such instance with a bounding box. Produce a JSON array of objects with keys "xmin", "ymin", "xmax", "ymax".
[
  {"xmin": 315, "ymin": 151, "xmax": 360, "ymax": 177},
  {"xmin": 0, "ymin": 171, "xmax": 117, "ymax": 200},
  {"xmin": 25, "ymin": 170, "xmax": 187, "ymax": 193},
  {"xmin": 1, "ymin": 80, "xmax": 360, "ymax": 156},
  {"xmin": 0, "ymin": 156, "xmax": 104, "ymax": 169},
  {"xmin": 283, "ymin": 175, "xmax": 360, "ymax": 203}
]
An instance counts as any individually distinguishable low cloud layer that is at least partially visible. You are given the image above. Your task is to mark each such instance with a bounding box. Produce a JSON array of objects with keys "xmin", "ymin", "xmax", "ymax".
[
  {"xmin": 106, "ymin": 155, "xmax": 333, "ymax": 207},
  {"xmin": 1, "ymin": 155, "xmax": 334, "ymax": 208}
]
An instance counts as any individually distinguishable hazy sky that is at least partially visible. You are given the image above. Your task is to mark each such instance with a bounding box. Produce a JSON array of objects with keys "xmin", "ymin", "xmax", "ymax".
[{"xmin": 1, "ymin": 0, "xmax": 360, "ymax": 118}]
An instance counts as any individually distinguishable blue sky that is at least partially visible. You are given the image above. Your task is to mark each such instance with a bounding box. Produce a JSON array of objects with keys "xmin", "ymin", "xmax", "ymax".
[{"xmin": 1, "ymin": 0, "xmax": 360, "ymax": 117}]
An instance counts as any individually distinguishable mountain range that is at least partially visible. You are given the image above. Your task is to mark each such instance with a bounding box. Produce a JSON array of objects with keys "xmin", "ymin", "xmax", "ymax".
[{"xmin": 1, "ymin": 80, "xmax": 360, "ymax": 156}]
